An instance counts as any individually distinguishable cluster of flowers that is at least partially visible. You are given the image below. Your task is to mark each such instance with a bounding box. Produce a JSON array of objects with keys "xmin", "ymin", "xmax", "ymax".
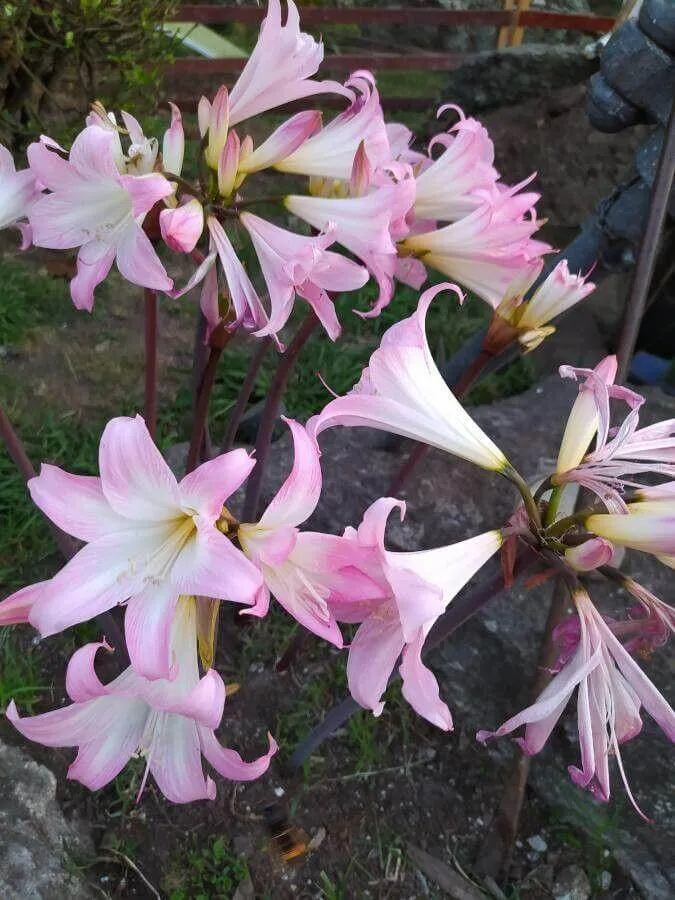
[
  {"xmin": 0, "ymin": 0, "xmax": 672, "ymax": 816},
  {"xmin": 1, "ymin": 0, "xmax": 593, "ymax": 349}
]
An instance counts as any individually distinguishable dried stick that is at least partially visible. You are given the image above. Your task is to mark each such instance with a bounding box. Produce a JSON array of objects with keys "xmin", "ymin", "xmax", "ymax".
[
  {"xmin": 222, "ymin": 337, "xmax": 272, "ymax": 451},
  {"xmin": 474, "ymin": 577, "xmax": 573, "ymax": 879},
  {"xmin": 242, "ymin": 313, "xmax": 319, "ymax": 522},
  {"xmin": 143, "ymin": 288, "xmax": 158, "ymax": 440},
  {"xmin": 616, "ymin": 103, "xmax": 675, "ymax": 382}
]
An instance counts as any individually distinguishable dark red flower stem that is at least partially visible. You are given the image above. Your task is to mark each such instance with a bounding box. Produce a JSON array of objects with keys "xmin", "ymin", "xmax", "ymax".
[
  {"xmin": 222, "ymin": 337, "xmax": 272, "ymax": 452},
  {"xmin": 186, "ymin": 342, "xmax": 225, "ymax": 475},
  {"xmin": 143, "ymin": 288, "xmax": 159, "ymax": 440},
  {"xmin": 242, "ymin": 313, "xmax": 319, "ymax": 522}
]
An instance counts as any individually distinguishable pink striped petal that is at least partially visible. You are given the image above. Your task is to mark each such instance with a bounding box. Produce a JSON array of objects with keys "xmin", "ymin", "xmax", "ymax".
[
  {"xmin": 99, "ymin": 415, "xmax": 181, "ymax": 521},
  {"xmin": 179, "ymin": 449, "xmax": 255, "ymax": 520},
  {"xmin": 258, "ymin": 419, "xmax": 321, "ymax": 529},
  {"xmin": 399, "ymin": 632, "xmax": 453, "ymax": 730},
  {"xmin": 0, "ymin": 581, "xmax": 48, "ymax": 625},
  {"xmin": 70, "ymin": 242, "xmax": 116, "ymax": 311},
  {"xmin": 124, "ymin": 583, "xmax": 180, "ymax": 681},
  {"xmin": 347, "ymin": 606, "xmax": 405, "ymax": 715},
  {"xmin": 114, "ymin": 221, "xmax": 173, "ymax": 292},
  {"xmin": 200, "ymin": 725, "xmax": 277, "ymax": 781},
  {"xmin": 28, "ymin": 465, "xmax": 127, "ymax": 541},
  {"xmin": 149, "ymin": 715, "xmax": 217, "ymax": 802}
]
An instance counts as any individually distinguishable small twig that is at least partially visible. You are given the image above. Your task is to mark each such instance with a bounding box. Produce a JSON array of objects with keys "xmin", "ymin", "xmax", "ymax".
[
  {"xmin": 222, "ymin": 337, "xmax": 272, "ymax": 451},
  {"xmin": 143, "ymin": 288, "xmax": 158, "ymax": 440},
  {"xmin": 103, "ymin": 850, "xmax": 161, "ymax": 900},
  {"xmin": 242, "ymin": 313, "xmax": 319, "ymax": 522},
  {"xmin": 616, "ymin": 102, "xmax": 675, "ymax": 382}
]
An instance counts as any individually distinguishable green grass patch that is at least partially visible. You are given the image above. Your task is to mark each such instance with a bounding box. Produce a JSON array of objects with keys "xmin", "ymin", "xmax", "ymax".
[{"xmin": 163, "ymin": 835, "xmax": 250, "ymax": 900}]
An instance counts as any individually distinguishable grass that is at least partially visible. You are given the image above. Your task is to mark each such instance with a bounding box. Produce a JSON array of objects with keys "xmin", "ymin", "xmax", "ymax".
[{"xmin": 163, "ymin": 836, "xmax": 250, "ymax": 900}]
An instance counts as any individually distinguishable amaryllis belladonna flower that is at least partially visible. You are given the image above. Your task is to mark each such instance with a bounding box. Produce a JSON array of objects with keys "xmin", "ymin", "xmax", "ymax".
[
  {"xmin": 8, "ymin": 599, "xmax": 276, "ymax": 802},
  {"xmin": 330, "ymin": 498, "xmax": 502, "ymax": 728},
  {"xmin": 478, "ymin": 588, "xmax": 675, "ymax": 818},
  {"xmin": 309, "ymin": 283, "xmax": 510, "ymax": 473},
  {"xmin": 238, "ymin": 419, "xmax": 383, "ymax": 645},
  {"xmin": 0, "ymin": 143, "xmax": 41, "ymax": 248},
  {"xmin": 0, "ymin": 415, "xmax": 263, "ymax": 680},
  {"xmin": 28, "ymin": 126, "xmax": 173, "ymax": 310}
]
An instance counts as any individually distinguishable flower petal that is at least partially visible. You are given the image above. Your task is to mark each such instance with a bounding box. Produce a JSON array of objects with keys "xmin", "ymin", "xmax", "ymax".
[
  {"xmin": 258, "ymin": 419, "xmax": 321, "ymax": 529},
  {"xmin": 200, "ymin": 725, "xmax": 277, "ymax": 781},
  {"xmin": 124, "ymin": 582, "xmax": 180, "ymax": 681},
  {"xmin": 179, "ymin": 449, "xmax": 255, "ymax": 520},
  {"xmin": 347, "ymin": 606, "xmax": 405, "ymax": 716},
  {"xmin": 399, "ymin": 631, "xmax": 453, "ymax": 730}
]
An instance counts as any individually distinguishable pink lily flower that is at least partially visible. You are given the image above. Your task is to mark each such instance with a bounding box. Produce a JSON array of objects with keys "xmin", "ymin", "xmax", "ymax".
[
  {"xmin": 477, "ymin": 588, "xmax": 675, "ymax": 818},
  {"xmin": 162, "ymin": 102, "xmax": 185, "ymax": 178},
  {"xmin": 7, "ymin": 599, "xmax": 276, "ymax": 802},
  {"xmin": 240, "ymin": 212, "xmax": 368, "ymax": 340},
  {"xmin": 549, "ymin": 356, "xmax": 675, "ymax": 512},
  {"xmin": 0, "ymin": 143, "xmax": 41, "ymax": 248},
  {"xmin": 400, "ymin": 194, "xmax": 549, "ymax": 309},
  {"xmin": 0, "ymin": 415, "xmax": 263, "ymax": 680},
  {"xmin": 555, "ymin": 356, "xmax": 644, "ymax": 476},
  {"xmin": 238, "ymin": 419, "xmax": 382, "ymax": 645},
  {"xmin": 86, "ymin": 105, "xmax": 159, "ymax": 176},
  {"xmin": 309, "ymin": 284, "xmax": 510, "ymax": 473},
  {"xmin": 275, "ymin": 71, "xmax": 390, "ymax": 182},
  {"xmin": 27, "ymin": 126, "xmax": 173, "ymax": 310},
  {"xmin": 227, "ymin": 0, "xmax": 351, "ymax": 126},
  {"xmin": 237, "ymin": 110, "xmax": 323, "ymax": 177},
  {"xmin": 332, "ymin": 498, "xmax": 502, "ymax": 728},
  {"xmin": 285, "ymin": 162, "xmax": 416, "ymax": 315},
  {"xmin": 587, "ymin": 494, "xmax": 675, "ymax": 562},
  {"xmin": 493, "ymin": 259, "xmax": 596, "ymax": 352},
  {"xmin": 160, "ymin": 198, "xmax": 204, "ymax": 254},
  {"xmin": 412, "ymin": 106, "xmax": 499, "ymax": 223},
  {"xmin": 386, "ymin": 122, "xmax": 429, "ymax": 170}
]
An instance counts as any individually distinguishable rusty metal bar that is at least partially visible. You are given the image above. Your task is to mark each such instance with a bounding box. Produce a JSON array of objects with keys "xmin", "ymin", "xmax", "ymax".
[{"xmin": 616, "ymin": 102, "xmax": 675, "ymax": 382}]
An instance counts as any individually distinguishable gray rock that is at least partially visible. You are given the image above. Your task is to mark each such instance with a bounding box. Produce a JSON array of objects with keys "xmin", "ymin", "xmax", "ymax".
[
  {"xmin": 0, "ymin": 740, "xmax": 94, "ymax": 899},
  {"xmin": 442, "ymin": 44, "xmax": 597, "ymax": 115},
  {"xmin": 246, "ymin": 375, "xmax": 675, "ymax": 898},
  {"xmin": 552, "ymin": 864, "xmax": 592, "ymax": 900}
]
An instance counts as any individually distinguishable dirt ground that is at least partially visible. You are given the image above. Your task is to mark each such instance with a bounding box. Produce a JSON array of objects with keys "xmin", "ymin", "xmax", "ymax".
[{"xmin": 0, "ymin": 86, "xmax": 656, "ymax": 898}]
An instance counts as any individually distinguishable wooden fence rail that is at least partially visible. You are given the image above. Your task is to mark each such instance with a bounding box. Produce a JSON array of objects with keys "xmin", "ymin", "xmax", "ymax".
[{"xmin": 165, "ymin": 4, "xmax": 616, "ymax": 109}]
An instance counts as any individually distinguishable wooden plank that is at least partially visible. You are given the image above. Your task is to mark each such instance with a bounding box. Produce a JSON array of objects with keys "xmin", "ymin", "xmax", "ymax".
[
  {"xmin": 497, "ymin": 0, "xmax": 515, "ymax": 50},
  {"xmin": 520, "ymin": 10, "xmax": 615, "ymax": 32},
  {"xmin": 175, "ymin": 4, "xmax": 615, "ymax": 32},
  {"xmin": 169, "ymin": 52, "xmax": 471, "ymax": 76},
  {"xmin": 511, "ymin": 0, "xmax": 532, "ymax": 47},
  {"xmin": 175, "ymin": 6, "xmax": 511, "ymax": 26}
]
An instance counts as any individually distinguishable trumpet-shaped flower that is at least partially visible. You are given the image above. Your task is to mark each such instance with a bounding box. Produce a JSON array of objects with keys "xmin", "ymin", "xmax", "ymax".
[
  {"xmin": 238, "ymin": 419, "xmax": 382, "ymax": 645},
  {"xmin": 240, "ymin": 213, "xmax": 368, "ymax": 340},
  {"xmin": 237, "ymin": 110, "xmax": 322, "ymax": 176},
  {"xmin": 28, "ymin": 127, "xmax": 173, "ymax": 310},
  {"xmin": 0, "ymin": 143, "xmax": 41, "ymax": 247},
  {"xmin": 7, "ymin": 600, "xmax": 276, "ymax": 802},
  {"xmin": 285, "ymin": 164, "xmax": 416, "ymax": 315},
  {"xmin": 412, "ymin": 106, "xmax": 499, "ymax": 222},
  {"xmin": 491, "ymin": 259, "xmax": 596, "ymax": 353},
  {"xmin": 333, "ymin": 498, "xmax": 502, "ymax": 728},
  {"xmin": 400, "ymin": 198, "xmax": 548, "ymax": 309},
  {"xmin": 275, "ymin": 71, "xmax": 390, "ymax": 181},
  {"xmin": 477, "ymin": 588, "xmax": 675, "ymax": 817},
  {"xmin": 160, "ymin": 198, "xmax": 204, "ymax": 253},
  {"xmin": 309, "ymin": 284, "xmax": 510, "ymax": 473},
  {"xmin": 587, "ymin": 495, "xmax": 675, "ymax": 561},
  {"xmin": 87, "ymin": 105, "xmax": 159, "ymax": 176},
  {"xmin": 227, "ymin": 0, "xmax": 351, "ymax": 125},
  {"xmin": 0, "ymin": 415, "xmax": 263, "ymax": 680},
  {"xmin": 555, "ymin": 356, "xmax": 644, "ymax": 476}
]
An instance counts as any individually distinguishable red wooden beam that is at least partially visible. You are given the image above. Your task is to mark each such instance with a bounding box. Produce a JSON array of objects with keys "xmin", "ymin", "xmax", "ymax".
[
  {"xmin": 175, "ymin": 6, "xmax": 511, "ymax": 26},
  {"xmin": 174, "ymin": 4, "xmax": 615, "ymax": 33},
  {"xmin": 169, "ymin": 52, "xmax": 471, "ymax": 77}
]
